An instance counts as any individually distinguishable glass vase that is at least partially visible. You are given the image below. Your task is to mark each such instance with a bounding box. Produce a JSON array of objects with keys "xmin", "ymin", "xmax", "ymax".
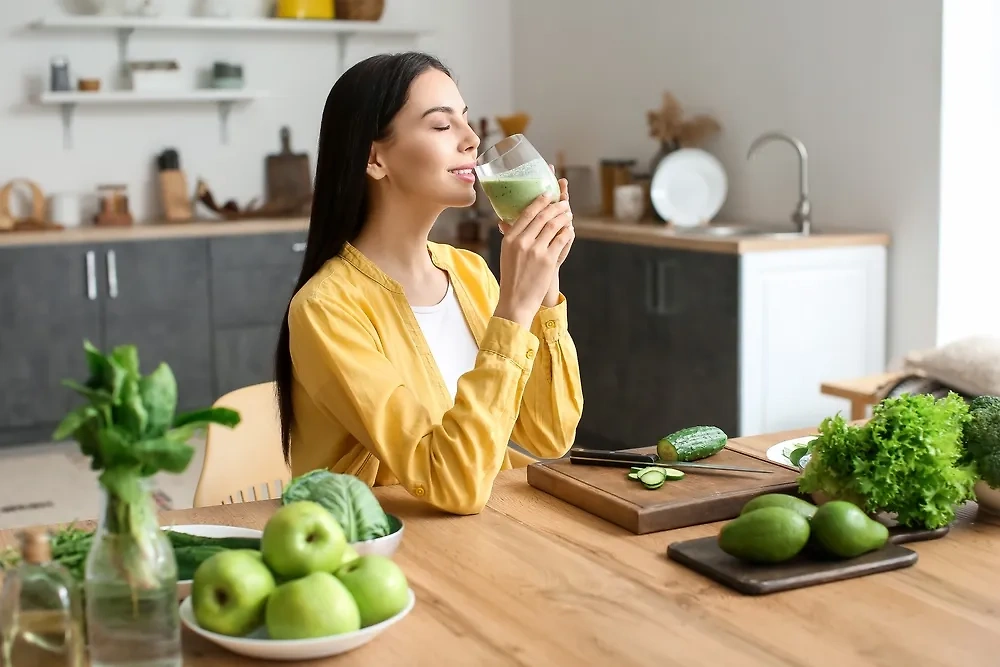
[{"xmin": 84, "ymin": 481, "xmax": 181, "ymax": 667}]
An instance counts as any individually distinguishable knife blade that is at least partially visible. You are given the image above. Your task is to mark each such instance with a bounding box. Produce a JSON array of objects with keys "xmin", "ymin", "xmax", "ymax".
[{"xmin": 568, "ymin": 449, "xmax": 773, "ymax": 474}]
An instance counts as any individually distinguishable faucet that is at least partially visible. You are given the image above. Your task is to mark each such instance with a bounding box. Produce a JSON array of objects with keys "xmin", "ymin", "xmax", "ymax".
[{"xmin": 747, "ymin": 131, "xmax": 811, "ymax": 235}]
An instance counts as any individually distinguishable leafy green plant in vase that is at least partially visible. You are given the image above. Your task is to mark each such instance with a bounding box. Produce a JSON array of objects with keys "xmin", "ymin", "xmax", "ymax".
[
  {"xmin": 962, "ymin": 395, "xmax": 1000, "ymax": 515},
  {"xmin": 54, "ymin": 341, "xmax": 239, "ymax": 667}
]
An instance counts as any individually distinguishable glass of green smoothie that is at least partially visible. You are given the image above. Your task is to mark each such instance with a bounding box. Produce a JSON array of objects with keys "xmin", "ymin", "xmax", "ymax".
[{"xmin": 475, "ymin": 134, "xmax": 561, "ymax": 223}]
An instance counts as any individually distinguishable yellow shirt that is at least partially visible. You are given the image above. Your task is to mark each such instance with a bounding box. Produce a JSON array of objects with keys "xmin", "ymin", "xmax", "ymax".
[{"xmin": 287, "ymin": 241, "xmax": 584, "ymax": 515}]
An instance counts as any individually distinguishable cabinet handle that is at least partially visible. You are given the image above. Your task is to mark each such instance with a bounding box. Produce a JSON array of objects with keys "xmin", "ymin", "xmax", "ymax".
[
  {"xmin": 85, "ymin": 251, "xmax": 97, "ymax": 301},
  {"xmin": 292, "ymin": 242, "xmax": 306, "ymax": 253},
  {"xmin": 655, "ymin": 260, "xmax": 680, "ymax": 316},
  {"xmin": 106, "ymin": 250, "xmax": 119, "ymax": 299}
]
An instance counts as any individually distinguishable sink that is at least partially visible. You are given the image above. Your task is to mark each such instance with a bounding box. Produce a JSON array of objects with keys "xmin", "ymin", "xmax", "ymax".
[{"xmin": 672, "ymin": 225, "xmax": 806, "ymax": 239}]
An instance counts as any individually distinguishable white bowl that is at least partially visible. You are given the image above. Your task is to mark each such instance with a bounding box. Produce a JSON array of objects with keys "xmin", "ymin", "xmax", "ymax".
[
  {"xmin": 352, "ymin": 514, "xmax": 404, "ymax": 558},
  {"xmin": 179, "ymin": 588, "xmax": 415, "ymax": 661},
  {"xmin": 975, "ymin": 480, "xmax": 1000, "ymax": 516}
]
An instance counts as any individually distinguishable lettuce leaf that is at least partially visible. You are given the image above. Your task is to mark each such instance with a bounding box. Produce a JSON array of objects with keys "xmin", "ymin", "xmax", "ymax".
[
  {"xmin": 281, "ymin": 469, "xmax": 392, "ymax": 542},
  {"xmin": 798, "ymin": 392, "xmax": 976, "ymax": 529}
]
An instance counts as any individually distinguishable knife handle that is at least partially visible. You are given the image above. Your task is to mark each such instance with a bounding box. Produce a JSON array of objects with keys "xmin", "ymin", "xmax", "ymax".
[
  {"xmin": 569, "ymin": 458, "xmax": 637, "ymax": 469},
  {"xmin": 570, "ymin": 448, "xmax": 656, "ymax": 463}
]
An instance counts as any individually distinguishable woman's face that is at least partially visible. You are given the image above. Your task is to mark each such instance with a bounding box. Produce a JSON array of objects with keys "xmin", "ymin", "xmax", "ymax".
[{"xmin": 368, "ymin": 69, "xmax": 481, "ymax": 208}]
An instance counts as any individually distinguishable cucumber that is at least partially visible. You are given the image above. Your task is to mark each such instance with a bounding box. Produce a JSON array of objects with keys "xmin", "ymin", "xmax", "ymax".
[
  {"xmin": 660, "ymin": 467, "xmax": 685, "ymax": 480},
  {"xmin": 657, "ymin": 425, "xmax": 728, "ymax": 462},
  {"xmin": 638, "ymin": 468, "xmax": 667, "ymax": 487},
  {"xmin": 627, "ymin": 472, "xmax": 640, "ymax": 480}
]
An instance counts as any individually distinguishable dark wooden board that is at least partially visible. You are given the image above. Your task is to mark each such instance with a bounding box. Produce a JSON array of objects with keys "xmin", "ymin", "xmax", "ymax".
[
  {"xmin": 886, "ymin": 523, "xmax": 950, "ymax": 544},
  {"xmin": 666, "ymin": 537, "xmax": 919, "ymax": 595},
  {"xmin": 526, "ymin": 442, "xmax": 801, "ymax": 534}
]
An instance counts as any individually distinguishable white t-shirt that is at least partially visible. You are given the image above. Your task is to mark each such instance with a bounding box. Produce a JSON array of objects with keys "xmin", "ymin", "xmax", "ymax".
[{"xmin": 410, "ymin": 281, "xmax": 480, "ymax": 401}]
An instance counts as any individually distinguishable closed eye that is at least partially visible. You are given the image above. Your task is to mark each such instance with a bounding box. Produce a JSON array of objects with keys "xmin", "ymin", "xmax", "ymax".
[{"xmin": 433, "ymin": 126, "xmax": 451, "ymax": 131}]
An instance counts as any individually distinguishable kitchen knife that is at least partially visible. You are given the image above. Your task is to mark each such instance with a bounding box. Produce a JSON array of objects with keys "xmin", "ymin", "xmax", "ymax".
[{"xmin": 569, "ymin": 449, "xmax": 773, "ymax": 474}]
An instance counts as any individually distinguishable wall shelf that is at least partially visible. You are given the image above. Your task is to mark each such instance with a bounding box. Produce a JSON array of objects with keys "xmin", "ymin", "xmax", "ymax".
[
  {"xmin": 28, "ymin": 15, "xmax": 427, "ymax": 149},
  {"xmin": 37, "ymin": 89, "xmax": 267, "ymax": 148}
]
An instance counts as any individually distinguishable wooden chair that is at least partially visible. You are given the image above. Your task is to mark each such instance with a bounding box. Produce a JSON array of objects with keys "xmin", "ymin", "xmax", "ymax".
[{"xmin": 193, "ymin": 382, "xmax": 291, "ymax": 507}]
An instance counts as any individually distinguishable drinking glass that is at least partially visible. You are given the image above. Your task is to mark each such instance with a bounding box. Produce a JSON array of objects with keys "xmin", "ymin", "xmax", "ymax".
[{"xmin": 475, "ymin": 134, "xmax": 560, "ymax": 223}]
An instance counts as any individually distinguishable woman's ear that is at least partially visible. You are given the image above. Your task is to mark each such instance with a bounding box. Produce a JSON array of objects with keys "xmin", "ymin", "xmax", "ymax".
[{"xmin": 367, "ymin": 145, "xmax": 387, "ymax": 180}]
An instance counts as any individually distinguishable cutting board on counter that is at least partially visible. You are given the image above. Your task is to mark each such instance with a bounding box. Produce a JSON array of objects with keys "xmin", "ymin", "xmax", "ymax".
[
  {"xmin": 526, "ymin": 442, "xmax": 801, "ymax": 534},
  {"xmin": 666, "ymin": 538, "xmax": 919, "ymax": 596},
  {"xmin": 265, "ymin": 126, "xmax": 313, "ymax": 213}
]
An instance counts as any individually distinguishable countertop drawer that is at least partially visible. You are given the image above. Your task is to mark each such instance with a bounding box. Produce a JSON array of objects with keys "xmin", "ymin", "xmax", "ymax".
[{"xmin": 209, "ymin": 232, "xmax": 307, "ymax": 271}]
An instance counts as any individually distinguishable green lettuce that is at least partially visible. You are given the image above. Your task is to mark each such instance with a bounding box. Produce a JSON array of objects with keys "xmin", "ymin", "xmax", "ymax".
[
  {"xmin": 798, "ymin": 392, "xmax": 976, "ymax": 529},
  {"xmin": 281, "ymin": 469, "xmax": 392, "ymax": 542}
]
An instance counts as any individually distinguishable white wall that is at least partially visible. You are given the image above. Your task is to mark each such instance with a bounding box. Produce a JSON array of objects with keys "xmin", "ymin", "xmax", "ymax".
[
  {"xmin": 0, "ymin": 0, "xmax": 512, "ymax": 237},
  {"xmin": 510, "ymin": 0, "xmax": 943, "ymax": 364},
  {"xmin": 937, "ymin": 0, "xmax": 1000, "ymax": 346}
]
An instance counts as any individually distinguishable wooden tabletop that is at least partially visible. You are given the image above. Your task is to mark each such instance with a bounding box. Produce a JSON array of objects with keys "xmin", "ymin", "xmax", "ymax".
[{"xmin": 2, "ymin": 425, "xmax": 998, "ymax": 666}]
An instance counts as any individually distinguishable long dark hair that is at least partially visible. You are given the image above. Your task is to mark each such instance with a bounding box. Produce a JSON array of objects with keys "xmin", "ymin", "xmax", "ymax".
[{"xmin": 274, "ymin": 52, "xmax": 452, "ymax": 463}]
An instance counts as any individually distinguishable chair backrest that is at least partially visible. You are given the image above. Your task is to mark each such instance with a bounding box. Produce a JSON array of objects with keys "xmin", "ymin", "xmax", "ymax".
[{"xmin": 193, "ymin": 382, "xmax": 291, "ymax": 507}]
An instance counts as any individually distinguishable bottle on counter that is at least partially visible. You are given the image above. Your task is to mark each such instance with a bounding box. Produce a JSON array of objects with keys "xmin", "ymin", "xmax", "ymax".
[{"xmin": 0, "ymin": 528, "xmax": 85, "ymax": 667}]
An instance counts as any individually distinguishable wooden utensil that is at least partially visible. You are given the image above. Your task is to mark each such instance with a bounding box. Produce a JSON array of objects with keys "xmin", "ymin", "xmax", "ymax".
[
  {"xmin": 0, "ymin": 179, "xmax": 62, "ymax": 232},
  {"xmin": 265, "ymin": 126, "xmax": 312, "ymax": 216},
  {"xmin": 526, "ymin": 442, "xmax": 800, "ymax": 534},
  {"xmin": 666, "ymin": 537, "xmax": 918, "ymax": 595}
]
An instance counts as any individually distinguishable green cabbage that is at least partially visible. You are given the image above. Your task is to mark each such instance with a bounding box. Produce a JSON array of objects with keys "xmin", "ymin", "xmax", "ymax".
[
  {"xmin": 281, "ymin": 469, "xmax": 392, "ymax": 541},
  {"xmin": 798, "ymin": 392, "xmax": 976, "ymax": 529}
]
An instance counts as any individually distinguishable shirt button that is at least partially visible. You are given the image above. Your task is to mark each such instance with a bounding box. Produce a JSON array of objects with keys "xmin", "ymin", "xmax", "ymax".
[
  {"xmin": 414, "ymin": 485, "xmax": 426, "ymax": 497},
  {"xmin": 525, "ymin": 349, "xmax": 535, "ymax": 360},
  {"xmin": 545, "ymin": 320, "xmax": 557, "ymax": 329}
]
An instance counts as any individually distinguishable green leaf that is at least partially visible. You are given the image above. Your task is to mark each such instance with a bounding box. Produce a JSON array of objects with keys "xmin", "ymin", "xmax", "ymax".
[
  {"xmin": 132, "ymin": 437, "xmax": 195, "ymax": 475},
  {"xmin": 82, "ymin": 340, "xmax": 127, "ymax": 401},
  {"xmin": 114, "ymin": 376, "xmax": 149, "ymax": 440},
  {"xmin": 53, "ymin": 405, "xmax": 99, "ymax": 441},
  {"xmin": 138, "ymin": 363, "xmax": 177, "ymax": 438},
  {"xmin": 173, "ymin": 407, "xmax": 241, "ymax": 430},
  {"xmin": 61, "ymin": 379, "xmax": 114, "ymax": 407},
  {"xmin": 97, "ymin": 426, "xmax": 139, "ymax": 469},
  {"xmin": 110, "ymin": 344, "xmax": 141, "ymax": 379}
]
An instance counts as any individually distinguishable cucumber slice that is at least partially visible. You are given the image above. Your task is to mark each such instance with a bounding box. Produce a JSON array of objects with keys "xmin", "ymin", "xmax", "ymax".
[
  {"xmin": 642, "ymin": 478, "xmax": 666, "ymax": 490},
  {"xmin": 660, "ymin": 467, "xmax": 685, "ymax": 480},
  {"xmin": 627, "ymin": 472, "xmax": 640, "ymax": 480},
  {"xmin": 637, "ymin": 468, "xmax": 668, "ymax": 486}
]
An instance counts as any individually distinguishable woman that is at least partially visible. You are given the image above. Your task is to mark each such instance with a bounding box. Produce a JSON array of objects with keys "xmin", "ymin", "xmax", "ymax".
[{"xmin": 274, "ymin": 52, "xmax": 583, "ymax": 515}]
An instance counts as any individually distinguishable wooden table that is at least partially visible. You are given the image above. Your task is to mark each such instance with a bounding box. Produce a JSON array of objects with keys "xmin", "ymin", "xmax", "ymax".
[{"xmin": 3, "ymin": 426, "xmax": 998, "ymax": 666}]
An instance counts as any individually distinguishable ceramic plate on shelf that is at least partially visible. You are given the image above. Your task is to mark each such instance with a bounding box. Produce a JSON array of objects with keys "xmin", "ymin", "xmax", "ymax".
[
  {"xmin": 178, "ymin": 589, "xmax": 416, "ymax": 661},
  {"xmin": 765, "ymin": 435, "xmax": 817, "ymax": 470},
  {"xmin": 650, "ymin": 148, "xmax": 728, "ymax": 227}
]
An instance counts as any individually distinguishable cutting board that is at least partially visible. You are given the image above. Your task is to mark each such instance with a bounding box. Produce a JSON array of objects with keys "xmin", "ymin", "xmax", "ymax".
[
  {"xmin": 525, "ymin": 442, "xmax": 801, "ymax": 534},
  {"xmin": 666, "ymin": 537, "xmax": 919, "ymax": 595},
  {"xmin": 266, "ymin": 126, "xmax": 312, "ymax": 214}
]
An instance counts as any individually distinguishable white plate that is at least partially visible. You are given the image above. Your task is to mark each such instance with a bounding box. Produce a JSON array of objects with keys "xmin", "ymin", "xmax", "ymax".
[
  {"xmin": 650, "ymin": 148, "xmax": 728, "ymax": 227},
  {"xmin": 765, "ymin": 435, "xmax": 817, "ymax": 469},
  {"xmin": 179, "ymin": 588, "xmax": 416, "ymax": 661}
]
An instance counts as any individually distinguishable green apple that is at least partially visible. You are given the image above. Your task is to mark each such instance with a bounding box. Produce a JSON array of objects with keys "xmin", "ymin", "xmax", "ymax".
[
  {"xmin": 192, "ymin": 549, "xmax": 276, "ymax": 637},
  {"xmin": 261, "ymin": 500, "xmax": 347, "ymax": 578},
  {"xmin": 336, "ymin": 543, "xmax": 360, "ymax": 569},
  {"xmin": 335, "ymin": 555, "xmax": 409, "ymax": 627},
  {"xmin": 265, "ymin": 572, "xmax": 361, "ymax": 640}
]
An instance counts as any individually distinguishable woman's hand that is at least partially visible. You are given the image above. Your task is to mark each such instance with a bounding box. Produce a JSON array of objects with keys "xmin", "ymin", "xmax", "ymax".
[{"xmin": 494, "ymin": 190, "xmax": 574, "ymax": 329}]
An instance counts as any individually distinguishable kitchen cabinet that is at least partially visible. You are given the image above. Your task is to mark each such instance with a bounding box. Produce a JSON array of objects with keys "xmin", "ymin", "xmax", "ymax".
[
  {"xmin": 488, "ymin": 229, "xmax": 886, "ymax": 449},
  {"xmin": 0, "ymin": 227, "xmax": 307, "ymax": 447},
  {"xmin": 0, "ymin": 244, "xmax": 102, "ymax": 446},
  {"xmin": 209, "ymin": 232, "xmax": 306, "ymax": 397},
  {"xmin": 101, "ymin": 239, "xmax": 213, "ymax": 412}
]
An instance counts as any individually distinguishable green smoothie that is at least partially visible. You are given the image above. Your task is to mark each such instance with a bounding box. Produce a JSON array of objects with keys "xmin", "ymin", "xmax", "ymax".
[{"xmin": 480, "ymin": 177, "xmax": 560, "ymax": 222}]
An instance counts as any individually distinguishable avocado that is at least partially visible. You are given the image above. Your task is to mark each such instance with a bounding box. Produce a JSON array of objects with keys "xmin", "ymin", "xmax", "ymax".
[
  {"xmin": 740, "ymin": 493, "xmax": 818, "ymax": 520},
  {"xmin": 718, "ymin": 506, "xmax": 811, "ymax": 564},
  {"xmin": 810, "ymin": 500, "xmax": 889, "ymax": 558}
]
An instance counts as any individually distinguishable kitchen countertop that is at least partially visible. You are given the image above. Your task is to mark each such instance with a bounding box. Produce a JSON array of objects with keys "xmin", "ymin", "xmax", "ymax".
[
  {"xmin": 0, "ymin": 216, "xmax": 889, "ymax": 254},
  {"xmin": 572, "ymin": 218, "xmax": 891, "ymax": 254},
  {"xmin": 1, "ymin": 425, "xmax": 995, "ymax": 666}
]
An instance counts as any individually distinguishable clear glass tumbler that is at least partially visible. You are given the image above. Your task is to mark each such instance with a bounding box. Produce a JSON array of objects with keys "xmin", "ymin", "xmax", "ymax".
[{"xmin": 475, "ymin": 134, "xmax": 560, "ymax": 222}]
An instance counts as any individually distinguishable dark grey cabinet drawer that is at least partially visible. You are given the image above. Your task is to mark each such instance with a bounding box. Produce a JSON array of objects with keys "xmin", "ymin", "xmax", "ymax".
[
  {"xmin": 210, "ymin": 233, "xmax": 305, "ymax": 328},
  {"xmin": 209, "ymin": 232, "xmax": 307, "ymax": 270}
]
